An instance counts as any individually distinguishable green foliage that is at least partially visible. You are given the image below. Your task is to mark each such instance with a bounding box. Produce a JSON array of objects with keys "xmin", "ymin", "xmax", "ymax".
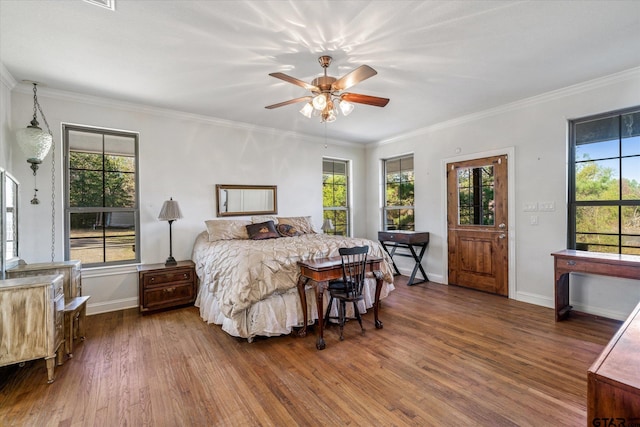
[
  {"xmin": 69, "ymin": 152, "xmax": 135, "ymax": 208},
  {"xmin": 575, "ymin": 158, "xmax": 640, "ymax": 253}
]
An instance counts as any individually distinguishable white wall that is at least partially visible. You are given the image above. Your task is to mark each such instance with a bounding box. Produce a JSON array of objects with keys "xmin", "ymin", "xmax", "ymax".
[
  {"xmin": 365, "ymin": 68, "xmax": 640, "ymax": 320},
  {"xmin": 0, "ymin": 64, "xmax": 15, "ymax": 172},
  {"xmin": 8, "ymin": 80, "xmax": 367, "ymax": 314}
]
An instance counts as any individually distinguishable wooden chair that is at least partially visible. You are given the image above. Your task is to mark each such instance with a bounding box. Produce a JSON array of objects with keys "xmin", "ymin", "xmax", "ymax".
[{"xmin": 326, "ymin": 246, "xmax": 369, "ymax": 341}]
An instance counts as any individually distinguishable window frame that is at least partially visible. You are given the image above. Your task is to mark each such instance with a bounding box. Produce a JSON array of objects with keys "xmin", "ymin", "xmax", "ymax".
[
  {"xmin": 568, "ymin": 105, "xmax": 640, "ymax": 254},
  {"xmin": 382, "ymin": 154, "xmax": 415, "ymax": 231},
  {"xmin": 63, "ymin": 124, "xmax": 140, "ymax": 267},
  {"xmin": 322, "ymin": 158, "xmax": 351, "ymax": 236}
]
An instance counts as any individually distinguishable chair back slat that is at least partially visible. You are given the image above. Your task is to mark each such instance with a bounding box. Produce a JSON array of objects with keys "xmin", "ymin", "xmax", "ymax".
[{"xmin": 339, "ymin": 245, "xmax": 368, "ymax": 298}]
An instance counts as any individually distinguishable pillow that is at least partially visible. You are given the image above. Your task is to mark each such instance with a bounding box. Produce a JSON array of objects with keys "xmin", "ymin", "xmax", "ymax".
[
  {"xmin": 276, "ymin": 223, "xmax": 301, "ymax": 237},
  {"xmin": 205, "ymin": 219, "xmax": 251, "ymax": 242},
  {"xmin": 246, "ymin": 221, "xmax": 280, "ymax": 240},
  {"xmin": 251, "ymin": 215, "xmax": 278, "ymax": 225},
  {"xmin": 277, "ymin": 216, "xmax": 315, "ymax": 234}
]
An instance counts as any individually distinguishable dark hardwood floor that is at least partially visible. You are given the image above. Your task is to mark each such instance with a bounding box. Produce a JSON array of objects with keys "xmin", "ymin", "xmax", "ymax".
[{"xmin": 0, "ymin": 276, "xmax": 621, "ymax": 426}]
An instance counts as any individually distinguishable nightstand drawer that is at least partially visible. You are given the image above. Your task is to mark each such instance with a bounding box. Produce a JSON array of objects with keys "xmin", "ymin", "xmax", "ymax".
[
  {"xmin": 142, "ymin": 282, "xmax": 195, "ymax": 310},
  {"xmin": 143, "ymin": 268, "xmax": 193, "ymax": 288}
]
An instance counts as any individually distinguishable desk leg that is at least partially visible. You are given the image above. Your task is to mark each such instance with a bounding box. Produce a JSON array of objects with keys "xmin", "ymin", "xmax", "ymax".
[
  {"xmin": 315, "ymin": 280, "xmax": 328, "ymax": 350},
  {"xmin": 407, "ymin": 244, "xmax": 428, "ymax": 286},
  {"xmin": 295, "ymin": 276, "xmax": 309, "ymax": 338},
  {"xmin": 374, "ymin": 271, "xmax": 384, "ymax": 329},
  {"xmin": 555, "ymin": 272, "xmax": 572, "ymax": 321},
  {"xmin": 380, "ymin": 240, "xmax": 401, "ymax": 275}
]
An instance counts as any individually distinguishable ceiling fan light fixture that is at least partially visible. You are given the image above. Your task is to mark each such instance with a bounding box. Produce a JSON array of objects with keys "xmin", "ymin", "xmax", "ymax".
[
  {"xmin": 339, "ymin": 99, "xmax": 355, "ymax": 116},
  {"xmin": 312, "ymin": 93, "xmax": 327, "ymax": 110},
  {"xmin": 299, "ymin": 102, "xmax": 313, "ymax": 118}
]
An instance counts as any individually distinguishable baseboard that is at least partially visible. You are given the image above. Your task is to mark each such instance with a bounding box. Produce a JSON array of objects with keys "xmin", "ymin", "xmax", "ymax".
[
  {"xmin": 87, "ymin": 297, "xmax": 138, "ymax": 315},
  {"xmin": 396, "ymin": 267, "xmax": 443, "ymax": 285},
  {"xmin": 515, "ymin": 291, "xmax": 554, "ymax": 309}
]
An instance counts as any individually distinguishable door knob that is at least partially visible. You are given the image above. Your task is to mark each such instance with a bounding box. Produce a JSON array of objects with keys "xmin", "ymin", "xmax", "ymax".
[
  {"xmin": 499, "ymin": 233, "xmax": 506, "ymax": 239},
  {"xmin": 498, "ymin": 223, "xmax": 506, "ymax": 229}
]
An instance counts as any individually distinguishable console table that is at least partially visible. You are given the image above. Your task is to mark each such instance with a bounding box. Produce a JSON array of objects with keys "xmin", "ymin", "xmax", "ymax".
[
  {"xmin": 296, "ymin": 256, "xmax": 384, "ymax": 350},
  {"xmin": 378, "ymin": 231, "xmax": 429, "ymax": 286},
  {"xmin": 551, "ymin": 250, "xmax": 640, "ymax": 321}
]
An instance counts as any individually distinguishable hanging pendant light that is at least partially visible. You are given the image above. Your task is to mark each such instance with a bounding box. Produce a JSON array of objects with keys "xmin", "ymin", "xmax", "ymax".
[
  {"xmin": 16, "ymin": 83, "xmax": 53, "ymax": 176},
  {"xmin": 16, "ymin": 82, "xmax": 53, "ymax": 205}
]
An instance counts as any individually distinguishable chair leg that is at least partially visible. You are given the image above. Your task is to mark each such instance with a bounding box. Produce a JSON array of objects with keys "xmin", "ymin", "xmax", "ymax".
[
  {"xmin": 339, "ymin": 300, "xmax": 346, "ymax": 341},
  {"xmin": 324, "ymin": 296, "xmax": 334, "ymax": 328},
  {"xmin": 353, "ymin": 302, "xmax": 365, "ymax": 335}
]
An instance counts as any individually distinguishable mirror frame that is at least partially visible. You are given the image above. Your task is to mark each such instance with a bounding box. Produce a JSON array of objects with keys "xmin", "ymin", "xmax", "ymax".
[{"xmin": 216, "ymin": 184, "xmax": 278, "ymax": 217}]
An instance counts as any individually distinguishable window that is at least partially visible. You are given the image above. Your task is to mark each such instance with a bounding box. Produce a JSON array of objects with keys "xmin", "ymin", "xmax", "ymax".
[
  {"xmin": 64, "ymin": 125, "xmax": 139, "ymax": 266},
  {"xmin": 569, "ymin": 106, "xmax": 640, "ymax": 255},
  {"xmin": 383, "ymin": 155, "xmax": 414, "ymax": 231},
  {"xmin": 322, "ymin": 159, "xmax": 350, "ymax": 236}
]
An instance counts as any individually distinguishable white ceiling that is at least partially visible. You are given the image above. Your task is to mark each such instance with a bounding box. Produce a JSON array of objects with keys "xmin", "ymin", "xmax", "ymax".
[{"xmin": 1, "ymin": 1, "xmax": 639, "ymax": 144}]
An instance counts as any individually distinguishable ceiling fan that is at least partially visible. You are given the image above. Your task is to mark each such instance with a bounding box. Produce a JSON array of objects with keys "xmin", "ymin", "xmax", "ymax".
[{"xmin": 265, "ymin": 55, "xmax": 389, "ymax": 123}]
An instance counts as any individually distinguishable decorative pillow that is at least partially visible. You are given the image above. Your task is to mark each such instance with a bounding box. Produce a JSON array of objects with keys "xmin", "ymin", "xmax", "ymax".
[
  {"xmin": 205, "ymin": 219, "xmax": 251, "ymax": 242},
  {"xmin": 246, "ymin": 221, "xmax": 280, "ymax": 240},
  {"xmin": 251, "ymin": 215, "xmax": 278, "ymax": 225},
  {"xmin": 277, "ymin": 216, "xmax": 315, "ymax": 234},
  {"xmin": 276, "ymin": 223, "xmax": 301, "ymax": 237}
]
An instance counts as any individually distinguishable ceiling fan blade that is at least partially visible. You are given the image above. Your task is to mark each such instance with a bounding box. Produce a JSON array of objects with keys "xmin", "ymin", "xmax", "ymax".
[
  {"xmin": 269, "ymin": 72, "xmax": 319, "ymax": 92},
  {"xmin": 265, "ymin": 96, "xmax": 312, "ymax": 109},
  {"xmin": 341, "ymin": 93, "xmax": 390, "ymax": 107},
  {"xmin": 332, "ymin": 65, "xmax": 377, "ymax": 91}
]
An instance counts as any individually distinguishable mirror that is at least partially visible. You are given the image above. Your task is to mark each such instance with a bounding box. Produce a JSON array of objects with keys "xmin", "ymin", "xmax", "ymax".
[
  {"xmin": 1, "ymin": 169, "xmax": 19, "ymax": 278},
  {"xmin": 457, "ymin": 165, "xmax": 495, "ymax": 226},
  {"xmin": 216, "ymin": 184, "xmax": 277, "ymax": 217}
]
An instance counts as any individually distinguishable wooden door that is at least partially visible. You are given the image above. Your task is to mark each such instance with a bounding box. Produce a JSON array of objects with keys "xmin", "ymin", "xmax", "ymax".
[{"xmin": 447, "ymin": 155, "xmax": 508, "ymax": 296}]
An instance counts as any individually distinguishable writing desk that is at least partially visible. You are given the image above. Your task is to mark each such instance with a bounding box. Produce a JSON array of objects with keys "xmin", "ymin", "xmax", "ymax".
[
  {"xmin": 551, "ymin": 249, "xmax": 640, "ymax": 321},
  {"xmin": 296, "ymin": 256, "xmax": 384, "ymax": 350},
  {"xmin": 378, "ymin": 231, "xmax": 429, "ymax": 286}
]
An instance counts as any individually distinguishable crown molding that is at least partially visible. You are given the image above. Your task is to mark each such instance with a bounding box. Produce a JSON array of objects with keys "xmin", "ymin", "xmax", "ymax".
[
  {"xmin": 375, "ymin": 66, "xmax": 640, "ymax": 147},
  {"xmin": 0, "ymin": 63, "xmax": 17, "ymax": 90},
  {"xmin": 10, "ymin": 82, "xmax": 359, "ymax": 149}
]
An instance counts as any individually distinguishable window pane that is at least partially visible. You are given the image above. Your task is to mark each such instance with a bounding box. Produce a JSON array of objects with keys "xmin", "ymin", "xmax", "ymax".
[
  {"xmin": 576, "ymin": 116, "xmax": 619, "ymax": 146},
  {"xmin": 575, "ymin": 234, "xmax": 619, "ymax": 254},
  {"xmin": 576, "ymin": 138, "xmax": 619, "ymax": 161},
  {"xmin": 622, "ymin": 156, "xmax": 640, "ymax": 200},
  {"xmin": 105, "ymin": 234, "xmax": 136, "ymax": 263},
  {"xmin": 621, "ymin": 111, "xmax": 640, "ymax": 156},
  {"xmin": 322, "ymin": 159, "xmax": 349, "ymax": 235},
  {"xmin": 69, "ymin": 169, "xmax": 103, "ymax": 208},
  {"xmin": 576, "ymin": 206, "xmax": 619, "ymax": 234},
  {"xmin": 104, "ymin": 171, "xmax": 136, "ymax": 207},
  {"xmin": 575, "ymin": 159, "xmax": 620, "ymax": 201}
]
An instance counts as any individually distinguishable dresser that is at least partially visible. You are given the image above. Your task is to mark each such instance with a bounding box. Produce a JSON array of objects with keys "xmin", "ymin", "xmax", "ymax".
[
  {"xmin": 138, "ymin": 260, "xmax": 197, "ymax": 313},
  {"xmin": 7, "ymin": 260, "xmax": 89, "ymax": 357},
  {"xmin": 0, "ymin": 275, "xmax": 65, "ymax": 383}
]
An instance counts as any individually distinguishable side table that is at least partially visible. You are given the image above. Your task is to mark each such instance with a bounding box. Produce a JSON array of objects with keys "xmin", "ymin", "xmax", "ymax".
[
  {"xmin": 138, "ymin": 260, "xmax": 197, "ymax": 313},
  {"xmin": 378, "ymin": 231, "xmax": 429, "ymax": 286}
]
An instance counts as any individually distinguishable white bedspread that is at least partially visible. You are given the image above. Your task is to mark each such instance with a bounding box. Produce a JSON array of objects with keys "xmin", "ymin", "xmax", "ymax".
[{"xmin": 192, "ymin": 231, "xmax": 395, "ymax": 340}]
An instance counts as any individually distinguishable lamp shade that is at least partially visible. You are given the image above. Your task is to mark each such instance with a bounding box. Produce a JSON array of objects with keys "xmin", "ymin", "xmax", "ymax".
[
  {"xmin": 321, "ymin": 219, "xmax": 334, "ymax": 232},
  {"xmin": 158, "ymin": 198, "xmax": 183, "ymax": 221},
  {"xmin": 16, "ymin": 121, "xmax": 52, "ymax": 163}
]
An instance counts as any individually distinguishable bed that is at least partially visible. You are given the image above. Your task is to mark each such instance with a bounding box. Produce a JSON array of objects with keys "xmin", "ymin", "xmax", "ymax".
[{"xmin": 192, "ymin": 216, "xmax": 395, "ymax": 341}]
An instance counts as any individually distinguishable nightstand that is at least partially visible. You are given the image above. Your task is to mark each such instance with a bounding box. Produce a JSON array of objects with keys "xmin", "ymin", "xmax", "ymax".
[{"xmin": 137, "ymin": 260, "xmax": 197, "ymax": 313}]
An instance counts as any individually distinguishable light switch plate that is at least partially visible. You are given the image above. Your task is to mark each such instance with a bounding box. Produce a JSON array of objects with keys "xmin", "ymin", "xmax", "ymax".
[
  {"xmin": 539, "ymin": 201, "xmax": 555, "ymax": 212},
  {"xmin": 523, "ymin": 202, "xmax": 538, "ymax": 212}
]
